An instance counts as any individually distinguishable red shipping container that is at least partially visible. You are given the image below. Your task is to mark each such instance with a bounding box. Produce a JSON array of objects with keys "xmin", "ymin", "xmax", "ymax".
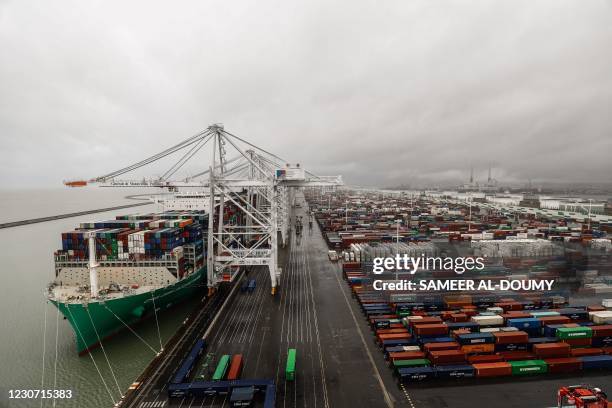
[
  {"xmin": 544, "ymin": 357, "xmax": 582, "ymax": 374},
  {"xmin": 591, "ymin": 325, "xmax": 612, "ymax": 337},
  {"xmin": 451, "ymin": 329, "xmax": 472, "ymax": 337},
  {"xmin": 388, "ymin": 351, "xmax": 426, "ymax": 362},
  {"xmin": 450, "ymin": 313, "xmax": 469, "ymax": 322},
  {"xmin": 538, "ymin": 316, "xmax": 571, "ymax": 325},
  {"xmin": 506, "ymin": 310, "xmax": 530, "ymax": 316},
  {"xmin": 570, "ymin": 348, "xmax": 603, "ymax": 357},
  {"xmin": 493, "ymin": 331, "xmax": 529, "ymax": 344},
  {"xmin": 226, "ymin": 354, "xmax": 243, "ymax": 381},
  {"xmin": 562, "ymin": 338, "xmax": 592, "ymax": 348},
  {"xmin": 376, "ymin": 328, "xmax": 409, "ymax": 336},
  {"xmin": 501, "ymin": 312, "xmax": 531, "ymax": 322},
  {"xmin": 533, "ymin": 342, "xmax": 571, "ymax": 358},
  {"xmin": 441, "ymin": 311, "xmax": 454, "ymax": 320},
  {"xmin": 495, "ymin": 302, "xmax": 523, "ymax": 311},
  {"xmin": 603, "ymin": 347, "xmax": 612, "ymax": 355},
  {"xmin": 468, "ymin": 355, "xmax": 504, "ymax": 364},
  {"xmin": 429, "ymin": 350, "xmax": 466, "ymax": 365},
  {"xmin": 588, "ymin": 305, "xmax": 607, "ymax": 312},
  {"xmin": 409, "ymin": 317, "xmax": 443, "ymax": 328},
  {"xmin": 498, "ymin": 351, "xmax": 536, "ymax": 361},
  {"xmin": 377, "ymin": 333, "xmax": 412, "ymax": 343},
  {"xmin": 423, "ymin": 342, "xmax": 460, "ymax": 353},
  {"xmin": 460, "ymin": 309, "xmax": 478, "ymax": 317},
  {"xmin": 473, "ymin": 362, "xmax": 512, "ymax": 377},
  {"xmin": 414, "ymin": 324, "xmax": 448, "ymax": 336}
]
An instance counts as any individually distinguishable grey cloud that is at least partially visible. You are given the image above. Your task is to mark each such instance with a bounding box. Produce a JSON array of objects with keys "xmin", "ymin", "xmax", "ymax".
[{"xmin": 1, "ymin": 0, "xmax": 611, "ymax": 188}]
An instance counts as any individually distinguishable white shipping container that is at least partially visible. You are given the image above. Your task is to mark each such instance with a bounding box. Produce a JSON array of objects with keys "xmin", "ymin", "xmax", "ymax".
[
  {"xmin": 603, "ymin": 299, "xmax": 612, "ymax": 308},
  {"xmin": 471, "ymin": 315, "xmax": 504, "ymax": 326},
  {"xmin": 486, "ymin": 307, "xmax": 504, "ymax": 314},
  {"xmin": 591, "ymin": 311, "xmax": 612, "ymax": 324},
  {"xmin": 479, "ymin": 327, "xmax": 502, "ymax": 333}
]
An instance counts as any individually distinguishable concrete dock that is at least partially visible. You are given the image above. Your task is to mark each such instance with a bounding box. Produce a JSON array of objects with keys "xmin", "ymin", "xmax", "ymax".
[{"xmin": 121, "ymin": 195, "xmax": 612, "ymax": 408}]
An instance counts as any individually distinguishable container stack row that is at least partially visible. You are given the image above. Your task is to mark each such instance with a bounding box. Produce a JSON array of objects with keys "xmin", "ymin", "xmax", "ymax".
[
  {"xmin": 56, "ymin": 212, "xmax": 208, "ymax": 276},
  {"xmin": 344, "ymin": 276, "xmax": 612, "ymax": 382}
]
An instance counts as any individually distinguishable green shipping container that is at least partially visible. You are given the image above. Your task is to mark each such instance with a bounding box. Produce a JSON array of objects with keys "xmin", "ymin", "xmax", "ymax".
[
  {"xmin": 556, "ymin": 327, "xmax": 593, "ymax": 339},
  {"xmin": 286, "ymin": 349, "xmax": 296, "ymax": 381},
  {"xmin": 510, "ymin": 360, "xmax": 547, "ymax": 376},
  {"xmin": 393, "ymin": 359, "xmax": 430, "ymax": 368}
]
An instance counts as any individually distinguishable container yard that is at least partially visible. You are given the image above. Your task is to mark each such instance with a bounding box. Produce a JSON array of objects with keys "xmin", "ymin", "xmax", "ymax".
[
  {"xmin": 301, "ymin": 188, "xmax": 612, "ymax": 406},
  {"xmin": 123, "ymin": 196, "xmax": 413, "ymax": 408},
  {"xmin": 115, "ymin": 190, "xmax": 612, "ymax": 408},
  {"xmin": 8, "ymin": 126, "xmax": 609, "ymax": 407}
]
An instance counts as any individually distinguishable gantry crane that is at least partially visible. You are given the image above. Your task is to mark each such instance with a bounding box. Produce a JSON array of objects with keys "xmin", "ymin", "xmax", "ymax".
[{"xmin": 66, "ymin": 124, "xmax": 342, "ymax": 294}]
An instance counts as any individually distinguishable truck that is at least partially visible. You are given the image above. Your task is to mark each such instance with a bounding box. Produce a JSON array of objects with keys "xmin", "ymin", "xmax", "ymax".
[{"xmin": 557, "ymin": 385, "xmax": 610, "ymax": 407}]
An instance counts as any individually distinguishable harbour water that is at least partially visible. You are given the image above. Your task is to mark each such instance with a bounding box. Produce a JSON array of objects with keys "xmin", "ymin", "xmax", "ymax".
[{"xmin": 0, "ymin": 188, "xmax": 203, "ymax": 408}]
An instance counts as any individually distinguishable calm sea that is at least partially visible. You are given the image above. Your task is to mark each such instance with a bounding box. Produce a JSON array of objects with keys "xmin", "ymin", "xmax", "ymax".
[{"xmin": 0, "ymin": 188, "xmax": 201, "ymax": 408}]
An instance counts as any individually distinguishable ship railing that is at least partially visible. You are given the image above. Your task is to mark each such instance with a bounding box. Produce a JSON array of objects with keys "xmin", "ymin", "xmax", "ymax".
[{"xmin": 54, "ymin": 257, "xmax": 181, "ymax": 269}]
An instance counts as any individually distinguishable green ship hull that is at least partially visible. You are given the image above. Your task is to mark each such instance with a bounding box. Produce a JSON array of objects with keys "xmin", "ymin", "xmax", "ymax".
[{"xmin": 51, "ymin": 267, "xmax": 206, "ymax": 354}]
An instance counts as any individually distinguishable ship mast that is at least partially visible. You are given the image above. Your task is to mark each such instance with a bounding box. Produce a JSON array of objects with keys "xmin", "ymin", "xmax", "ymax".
[{"xmin": 87, "ymin": 230, "xmax": 99, "ymax": 297}]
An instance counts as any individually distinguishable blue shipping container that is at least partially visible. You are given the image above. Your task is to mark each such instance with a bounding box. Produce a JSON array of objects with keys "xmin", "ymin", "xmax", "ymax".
[
  {"xmin": 456, "ymin": 333, "xmax": 495, "ymax": 345},
  {"xmin": 580, "ymin": 355, "xmax": 612, "ymax": 370},
  {"xmin": 397, "ymin": 366, "xmax": 436, "ymax": 382},
  {"xmin": 435, "ymin": 365, "xmax": 475, "ymax": 379}
]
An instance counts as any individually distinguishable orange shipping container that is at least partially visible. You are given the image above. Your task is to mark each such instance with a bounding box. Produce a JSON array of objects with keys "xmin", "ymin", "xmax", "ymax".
[
  {"xmin": 377, "ymin": 333, "xmax": 412, "ymax": 343},
  {"xmin": 461, "ymin": 344, "xmax": 494, "ymax": 354},
  {"xmin": 388, "ymin": 351, "xmax": 426, "ymax": 362},
  {"xmin": 497, "ymin": 351, "xmax": 536, "ymax": 361},
  {"xmin": 538, "ymin": 316, "xmax": 571, "ymax": 325},
  {"xmin": 570, "ymin": 348, "xmax": 603, "ymax": 357},
  {"xmin": 562, "ymin": 338, "xmax": 591, "ymax": 348},
  {"xmin": 414, "ymin": 324, "xmax": 448, "ymax": 336},
  {"xmin": 473, "ymin": 362, "xmax": 512, "ymax": 377},
  {"xmin": 423, "ymin": 342, "xmax": 460, "ymax": 353},
  {"xmin": 591, "ymin": 325, "xmax": 612, "ymax": 337},
  {"xmin": 533, "ymin": 342, "xmax": 571, "ymax": 358},
  {"xmin": 429, "ymin": 350, "xmax": 466, "ymax": 365},
  {"xmin": 409, "ymin": 317, "xmax": 443, "ymax": 328},
  {"xmin": 468, "ymin": 354, "xmax": 504, "ymax": 364},
  {"xmin": 493, "ymin": 331, "xmax": 529, "ymax": 344}
]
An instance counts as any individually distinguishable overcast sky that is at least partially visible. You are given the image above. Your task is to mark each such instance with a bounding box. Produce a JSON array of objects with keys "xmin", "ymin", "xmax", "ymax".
[{"xmin": 1, "ymin": 0, "xmax": 611, "ymax": 188}]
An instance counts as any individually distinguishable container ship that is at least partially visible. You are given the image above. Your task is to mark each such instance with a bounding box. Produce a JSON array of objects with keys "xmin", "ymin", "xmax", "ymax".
[{"xmin": 47, "ymin": 211, "xmax": 208, "ymax": 354}]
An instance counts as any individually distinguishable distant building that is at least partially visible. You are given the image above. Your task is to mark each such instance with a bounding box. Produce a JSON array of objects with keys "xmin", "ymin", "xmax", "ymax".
[
  {"xmin": 519, "ymin": 193, "xmax": 541, "ymax": 209},
  {"xmin": 458, "ymin": 165, "xmax": 498, "ymax": 193},
  {"xmin": 606, "ymin": 200, "xmax": 612, "ymax": 216}
]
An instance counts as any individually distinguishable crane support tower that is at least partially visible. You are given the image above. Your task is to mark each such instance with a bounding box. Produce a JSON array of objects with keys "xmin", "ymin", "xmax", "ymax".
[{"xmin": 67, "ymin": 124, "xmax": 342, "ymax": 295}]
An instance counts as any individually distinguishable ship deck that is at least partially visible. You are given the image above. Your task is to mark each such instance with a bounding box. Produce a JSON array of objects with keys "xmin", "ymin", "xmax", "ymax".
[{"xmin": 49, "ymin": 284, "xmax": 164, "ymax": 303}]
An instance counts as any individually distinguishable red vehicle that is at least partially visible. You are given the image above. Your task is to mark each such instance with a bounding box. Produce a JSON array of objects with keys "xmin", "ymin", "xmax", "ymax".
[{"xmin": 557, "ymin": 385, "xmax": 611, "ymax": 407}]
